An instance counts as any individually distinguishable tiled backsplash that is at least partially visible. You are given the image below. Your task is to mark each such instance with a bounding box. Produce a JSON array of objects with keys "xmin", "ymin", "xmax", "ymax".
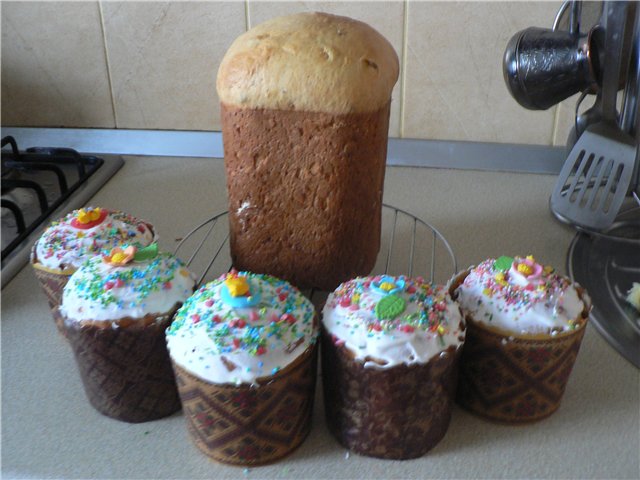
[{"xmin": 1, "ymin": 1, "xmax": 575, "ymax": 146}]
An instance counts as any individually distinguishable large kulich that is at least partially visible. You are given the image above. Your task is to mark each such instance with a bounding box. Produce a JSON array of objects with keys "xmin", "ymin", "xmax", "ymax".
[{"xmin": 217, "ymin": 12, "xmax": 399, "ymax": 290}]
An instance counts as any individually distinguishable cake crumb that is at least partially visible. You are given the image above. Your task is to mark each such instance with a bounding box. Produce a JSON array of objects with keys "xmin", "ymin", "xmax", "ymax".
[{"xmin": 626, "ymin": 283, "xmax": 640, "ymax": 312}]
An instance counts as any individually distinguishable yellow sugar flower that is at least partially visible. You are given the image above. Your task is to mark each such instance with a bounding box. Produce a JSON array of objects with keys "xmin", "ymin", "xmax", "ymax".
[
  {"xmin": 103, "ymin": 245, "xmax": 136, "ymax": 266},
  {"xmin": 379, "ymin": 281, "xmax": 396, "ymax": 292},
  {"xmin": 517, "ymin": 263, "xmax": 534, "ymax": 276},
  {"xmin": 226, "ymin": 276, "xmax": 249, "ymax": 297},
  {"xmin": 77, "ymin": 207, "xmax": 102, "ymax": 224}
]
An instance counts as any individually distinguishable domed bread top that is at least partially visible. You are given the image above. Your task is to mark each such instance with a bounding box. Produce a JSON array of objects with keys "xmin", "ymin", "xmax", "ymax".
[{"xmin": 216, "ymin": 12, "xmax": 399, "ymax": 114}]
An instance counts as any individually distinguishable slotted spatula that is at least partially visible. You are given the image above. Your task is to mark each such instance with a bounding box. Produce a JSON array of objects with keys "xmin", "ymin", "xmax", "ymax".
[{"xmin": 551, "ymin": 1, "xmax": 637, "ymax": 231}]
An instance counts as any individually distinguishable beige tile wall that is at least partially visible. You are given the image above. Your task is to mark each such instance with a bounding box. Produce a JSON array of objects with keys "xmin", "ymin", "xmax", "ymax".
[
  {"xmin": 101, "ymin": 1, "xmax": 245, "ymax": 130},
  {"xmin": 2, "ymin": 1, "xmax": 575, "ymax": 145},
  {"xmin": 1, "ymin": 2, "xmax": 115, "ymax": 128}
]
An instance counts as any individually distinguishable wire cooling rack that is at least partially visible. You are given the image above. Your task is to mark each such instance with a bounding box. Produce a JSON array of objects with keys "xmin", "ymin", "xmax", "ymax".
[{"xmin": 173, "ymin": 204, "xmax": 457, "ymax": 299}]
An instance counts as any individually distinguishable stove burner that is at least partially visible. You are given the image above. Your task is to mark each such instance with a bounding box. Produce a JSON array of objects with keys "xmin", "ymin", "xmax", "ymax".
[{"xmin": 1, "ymin": 135, "xmax": 124, "ymax": 287}]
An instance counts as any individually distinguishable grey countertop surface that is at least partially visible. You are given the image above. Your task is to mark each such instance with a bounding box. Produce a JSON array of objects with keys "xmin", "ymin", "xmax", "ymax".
[{"xmin": 2, "ymin": 156, "xmax": 638, "ymax": 479}]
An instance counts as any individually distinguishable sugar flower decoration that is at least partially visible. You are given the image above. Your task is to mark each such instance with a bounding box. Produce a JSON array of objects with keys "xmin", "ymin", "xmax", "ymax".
[
  {"xmin": 71, "ymin": 207, "xmax": 108, "ymax": 229},
  {"xmin": 103, "ymin": 246, "xmax": 137, "ymax": 266},
  {"xmin": 372, "ymin": 275, "xmax": 406, "ymax": 295},
  {"xmin": 510, "ymin": 255, "xmax": 544, "ymax": 286},
  {"xmin": 221, "ymin": 271, "xmax": 260, "ymax": 308},
  {"xmin": 226, "ymin": 275, "xmax": 250, "ymax": 297}
]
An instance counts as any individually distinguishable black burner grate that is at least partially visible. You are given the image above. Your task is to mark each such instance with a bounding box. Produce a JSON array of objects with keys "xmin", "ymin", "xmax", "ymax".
[
  {"xmin": 1, "ymin": 135, "xmax": 123, "ymax": 288},
  {"xmin": 1, "ymin": 135, "xmax": 104, "ymax": 263}
]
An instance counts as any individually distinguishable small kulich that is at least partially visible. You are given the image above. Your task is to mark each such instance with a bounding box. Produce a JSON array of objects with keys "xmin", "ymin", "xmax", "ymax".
[
  {"xmin": 55, "ymin": 246, "xmax": 196, "ymax": 422},
  {"xmin": 320, "ymin": 275, "xmax": 466, "ymax": 459},
  {"xmin": 449, "ymin": 268, "xmax": 590, "ymax": 423},
  {"xmin": 166, "ymin": 271, "xmax": 320, "ymax": 465},
  {"xmin": 30, "ymin": 208, "xmax": 157, "ymax": 336}
]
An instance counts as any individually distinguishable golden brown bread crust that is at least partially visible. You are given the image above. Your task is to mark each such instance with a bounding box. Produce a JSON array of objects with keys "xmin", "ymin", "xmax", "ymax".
[
  {"xmin": 216, "ymin": 12, "xmax": 399, "ymax": 114},
  {"xmin": 223, "ymin": 103, "xmax": 390, "ymax": 290}
]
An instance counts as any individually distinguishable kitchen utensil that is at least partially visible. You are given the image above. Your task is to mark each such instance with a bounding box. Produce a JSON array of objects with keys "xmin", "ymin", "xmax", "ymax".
[
  {"xmin": 503, "ymin": 25, "xmax": 597, "ymax": 110},
  {"xmin": 554, "ymin": 0, "xmax": 603, "ymax": 33},
  {"xmin": 567, "ymin": 206, "xmax": 640, "ymax": 368},
  {"xmin": 576, "ymin": 88, "xmax": 603, "ymax": 135},
  {"xmin": 556, "ymin": 0, "xmax": 636, "ymax": 88},
  {"xmin": 620, "ymin": 3, "xmax": 640, "ymax": 196},
  {"xmin": 565, "ymin": 24, "xmax": 606, "ymax": 151},
  {"xmin": 551, "ymin": 1, "xmax": 637, "ymax": 231}
]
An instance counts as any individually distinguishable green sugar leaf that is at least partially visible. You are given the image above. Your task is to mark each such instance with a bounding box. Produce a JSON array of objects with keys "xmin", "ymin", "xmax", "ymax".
[
  {"xmin": 494, "ymin": 255, "xmax": 514, "ymax": 272},
  {"xmin": 134, "ymin": 243, "xmax": 158, "ymax": 262},
  {"xmin": 375, "ymin": 294, "xmax": 406, "ymax": 321}
]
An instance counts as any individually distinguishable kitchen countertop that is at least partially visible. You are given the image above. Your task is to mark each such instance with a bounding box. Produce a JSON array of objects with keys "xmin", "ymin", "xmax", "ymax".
[{"xmin": 2, "ymin": 156, "xmax": 638, "ymax": 479}]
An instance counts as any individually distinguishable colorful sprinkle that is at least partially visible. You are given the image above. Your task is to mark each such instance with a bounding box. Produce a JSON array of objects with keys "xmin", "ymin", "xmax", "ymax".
[
  {"xmin": 168, "ymin": 272, "xmax": 317, "ymax": 364},
  {"xmin": 34, "ymin": 208, "xmax": 155, "ymax": 271}
]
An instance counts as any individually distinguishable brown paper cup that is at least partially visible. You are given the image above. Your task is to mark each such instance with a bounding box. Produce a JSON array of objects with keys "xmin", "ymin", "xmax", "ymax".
[
  {"xmin": 321, "ymin": 329, "xmax": 460, "ymax": 459},
  {"xmin": 449, "ymin": 271, "xmax": 590, "ymax": 424},
  {"xmin": 172, "ymin": 344, "xmax": 318, "ymax": 466},
  {"xmin": 59, "ymin": 309, "xmax": 181, "ymax": 423}
]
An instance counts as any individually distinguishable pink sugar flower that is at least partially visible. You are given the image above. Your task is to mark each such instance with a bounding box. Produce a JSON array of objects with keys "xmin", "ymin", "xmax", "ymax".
[{"xmin": 511, "ymin": 256, "xmax": 544, "ymax": 286}]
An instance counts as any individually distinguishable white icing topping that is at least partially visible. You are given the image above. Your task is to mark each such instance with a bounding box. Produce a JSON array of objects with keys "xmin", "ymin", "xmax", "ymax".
[
  {"xmin": 60, "ymin": 252, "xmax": 195, "ymax": 323},
  {"xmin": 166, "ymin": 272, "xmax": 317, "ymax": 385},
  {"xmin": 454, "ymin": 257, "xmax": 586, "ymax": 335},
  {"xmin": 33, "ymin": 208, "xmax": 155, "ymax": 271},
  {"xmin": 322, "ymin": 275, "xmax": 464, "ymax": 369}
]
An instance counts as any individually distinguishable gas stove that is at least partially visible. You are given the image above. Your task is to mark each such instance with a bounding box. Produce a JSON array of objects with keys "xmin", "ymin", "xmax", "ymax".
[{"xmin": 1, "ymin": 136, "xmax": 124, "ymax": 286}]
